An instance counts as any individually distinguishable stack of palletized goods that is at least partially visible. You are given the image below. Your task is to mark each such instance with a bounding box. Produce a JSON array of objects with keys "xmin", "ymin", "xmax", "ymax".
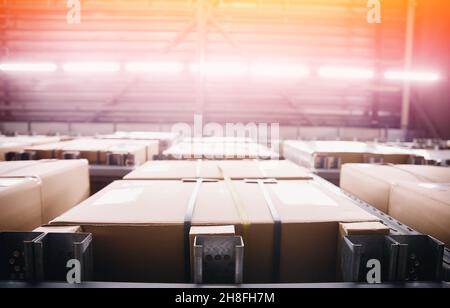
[
  {"xmin": 0, "ymin": 135, "xmax": 62, "ymax": 161},
  {"xmin": 340, "ymin": 164, "xmax": 450, "ymax": 246},
  {"xmin": 0, "ymin": 160, "xmax": 90, "ymax": 231},
  {"xmin": 24, "ymin": 138, "xmax": 158, "ymax": 166},
  {"xmin": 96, "ymin": 131, "xmax": 180, "ymax": 156},
  {"xmin": 46, "ymin": 159, "xmax": 387, "ymax": 284},
  {"xmin": 409, "ymin": 149, "xmax": 450, "ymax": 166},
  {"xmin": 283, "ymin": 141, "xmax": 368, "ymax": 169},
  {"xmin": 163, "ymin": 137, "xmax": 279, "ymax": 160},
  {"xmin": 282, "ymin": 140, "xmax": 424, "ymax": 184},
  {"xmin": 283, "ymin": 140, "xmax": 420, "ymax": 169}
]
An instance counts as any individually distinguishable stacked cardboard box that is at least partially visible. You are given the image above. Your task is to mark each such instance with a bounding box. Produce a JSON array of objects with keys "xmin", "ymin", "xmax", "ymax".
[
  {"xmin": 0, "ymin": 178, "xmax": 42, "ymax": 231},
  {"xmin": 163, "ymin": 142, "xmax": 279, "ymax": 160},
  {"xmin": 365, "ymin": 144, "xmax": 416, "ymax": 164},
  {"xmin": 97, "ymin": 131, "xmax": 178, "ymax": 155},
  {"xmin": 24, "ymin": 139, "xmax": 158, "ymax": 165},
  {"xmin": 0, "ymin": 142, "xmax": 26, "ymax": 161},
  {"xmin": 283, "ymin": 141, "xmax": 367, "ymax": 169},
  {"xmin": 0, "ymin": 160, "xmax": 90, "ymax": 231},
  {"xmin": 124, "ymin": 160, "xmax": 312, "ymax": 180},
  {"xmin": 49, "ymin": 177, "xmax": 380, "ymax": 283},
  {"xmin": 410, "ymin": 149, "xmax": 450, "ymax": 166},
  {"xmin": 283, "ymin": 141, "xmax": 423, "ymax": 185},
  {"xmin": 0, "ymin": 136, "xmax": 62, "ymax": 161},
  {"xmin": 0, "ymin": 136, "xmax": 62, "ymax": 146},
  {"xmin": 340, "ymin": 164, "xmax": 450, "ymax": 246},
  {"xmin": 283, "ymin": 141, "xmax": 416, "ymax": 169}
]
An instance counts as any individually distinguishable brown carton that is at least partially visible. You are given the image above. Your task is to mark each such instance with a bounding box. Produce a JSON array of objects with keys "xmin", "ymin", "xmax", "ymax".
[
  {"xmin": 0, "ymin": 136, "xmax": 63, "ymax": 160},
  {"xmin": 124, "ymin": 160, "xmax": 312, "ymax": 180},
  {"xmin": 22, "ymin": 142, "xmax": 63, "ymax": 160},
  {"xmin": 0, "ymin": 136, "xmax": 61, "ymax": 146},
  {"xmin": 0, "ymin": 160, "xmax": 90, "ymax": 224},
  {"xmin": 283, "ymin": 141, "xmax": 367, "ymax": 169},
  {"xmin": 283, "ymin": 141, "xmax": 417, "ymax": 169},
  {"xmin": 0, "ymin": 142, "xmax": 28, "ymax": 161},
  {"xmin": 340, "ymin": 164, "xmax": 450, "ymax": 213},
  {"xmin": 389, "ymin": 182, "xmax": 450, "ymax": 246},
  {"xmin": 164, "ymin": 142, "xmax": 279, "ymax": 160},
  {"xmin": 97, "ymin": 131, "xmax": 176, "ymax": 153},
  {"xmin": 363, "ymin": 145, "xmax": 414, "ymax": 164},
  {"xmin": 49, "ymin": 179, "xmax": 378, "ymax": 283},
  {"xmin": 113, "ymin": 140, "xmax": 159, "ymax": 161},
  {"xmin": 25, "ymin": 139, "xmax": 149, "ymax": 165},
  {"xmin": 0, "ymin": 178, "xmax": 42, "ymax": 231}
]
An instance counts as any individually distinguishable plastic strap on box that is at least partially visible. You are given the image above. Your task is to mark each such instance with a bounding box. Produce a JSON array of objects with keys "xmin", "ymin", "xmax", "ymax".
[
  {"xmin": 218, "ymin": 166, "xmax": 251, "ymax": 233},
  {"xmin": 221, "ymin": 174, "xmax": 251, "ymax": 245}
]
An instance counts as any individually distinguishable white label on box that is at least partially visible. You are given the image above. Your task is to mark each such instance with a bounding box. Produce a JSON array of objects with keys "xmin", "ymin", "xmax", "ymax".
[
  {"xmin": 93, "ymin": 188, "xmax": 144, "ymax": 205},
  {"xmin": 271, "ymin": 182, "xmax": 338, "ymax": 207},
  {"xmin": 0, "ymin": 178, "xmax": 27, "ymax": 187}
]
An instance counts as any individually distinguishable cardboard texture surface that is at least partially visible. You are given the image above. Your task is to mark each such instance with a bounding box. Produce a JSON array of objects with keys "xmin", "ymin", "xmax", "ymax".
[
  {"xmin": 0, "ymin": 178, "xmax": 42, "ymax": 231},
  {"xmin": 389, "ymin": 182, "xmax": 450, "ymax": 247},
  {"xmin": 0, "ymin": 160, "xmax": 90, "ymax": 228}
]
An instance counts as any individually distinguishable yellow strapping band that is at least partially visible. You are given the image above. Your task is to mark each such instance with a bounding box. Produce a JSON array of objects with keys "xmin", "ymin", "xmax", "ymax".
[{"xmin": 218, "ymin": 165, "xmax": 251, "ymax": 237}]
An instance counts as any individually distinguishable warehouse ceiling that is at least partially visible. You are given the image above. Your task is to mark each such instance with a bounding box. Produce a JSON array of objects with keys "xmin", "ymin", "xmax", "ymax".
[{"xmin": 0, "ymin": 0, "xmax": 414, "ymax": 126}]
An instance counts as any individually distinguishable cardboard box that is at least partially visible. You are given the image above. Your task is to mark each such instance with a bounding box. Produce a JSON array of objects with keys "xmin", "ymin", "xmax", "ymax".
[
  {"xmin": 0, "ymin": 142, "xmax": 29, "ymax": 161},
  {"xmin": 411, "ymin": 149, "xmax": 450, "ymax": 166},
  {"xmin": 164, "ymin": 142, "xmax": 279, "ymax": 160},
  {"xmin": 283, "ymin": 141, "xmax": 417, "ymax": 169},
  {"xmin": 0, "ymin": 136, "xmax": 63, "ymax": 160},
  {"xmin": 0, "ymin": 178, "xmax": 42, "ymax": 231},
  {"xmin": 0, "ymin": 135, "xmax": 61, "ymax": 146},
  {"xmin": 124, "ymin": 160, "xmax": 312, "ymax": 180},
  {"xmin": 106, "ymin": 142, "xmax": 149, "ymax": 164},
  {"xmin": 363, "ymin": 145, "xmax": 414, "ymax": 164},
  {"xmin": 97, "ymin": 131, "xmax": 178, "ymax": 154},
  {"xmin": 117, "ymin": 140, "xmax": 159, "ymax": 161},
  {"xmin": 389, "ymin": 182, "xmax": 450, "ymax": 247},
  {"xmin": 49, "ymin": 179, "xmax": 378, "ymax": 283},
  {"xmin": 340, "ymin": 164, "xmax": 450, "ymax": 213},
  {"xmin": 25, "ymin": 139, "xmax": 150, "ymax": 165},
  {"xmin": 283, "ymin": 141, "xmax": 367, "ymax": 169},
  {"xmin": 0, "ymin": 160, "xmax": 90, "ymax": 224}
]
